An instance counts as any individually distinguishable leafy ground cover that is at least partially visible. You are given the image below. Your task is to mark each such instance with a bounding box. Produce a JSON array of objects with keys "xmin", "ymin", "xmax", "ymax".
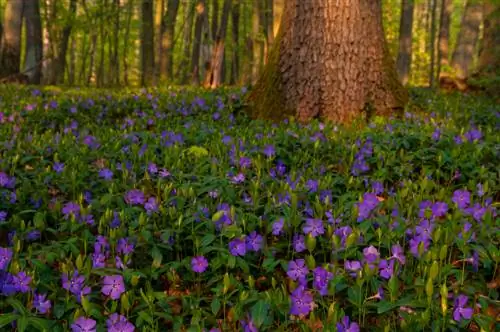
[{"xmin": 0, "ymin": 85, "xmax": 498, "ymax": 331}]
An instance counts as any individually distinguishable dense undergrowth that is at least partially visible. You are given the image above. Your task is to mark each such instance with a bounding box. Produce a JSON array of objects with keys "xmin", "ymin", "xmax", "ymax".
[{"xmin": 0, "ymin": 85, "xmax": 498, "ymax": 331}]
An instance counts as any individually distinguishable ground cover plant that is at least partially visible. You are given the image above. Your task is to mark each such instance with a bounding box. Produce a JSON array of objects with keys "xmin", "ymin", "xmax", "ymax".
[{"xmin": 0, "ymin": 85, "xmax": 498, "ymax": 331}]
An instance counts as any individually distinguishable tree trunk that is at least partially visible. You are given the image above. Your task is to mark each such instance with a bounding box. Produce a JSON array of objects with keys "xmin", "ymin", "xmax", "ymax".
[
  {"xmin": 211, "ymin": 0, "xmax": 219, "ymax": 42},
  {"xmin": 437, "ymin": 0, "xmax": 452, "ymax": 81},
  {"xmin": 477, "ymin": 1, "xmax": 499, "ymax": 75},
  {"xmin": 273, "ymin": 0, "xmax": 284, "ymax": 37},
  {"xmin": 204, "ymin": 0, "xmax": 231, "ymax": 88},
  {"xmin": 180, "ymin": 2, "xmax": 195, "ymax": 84},
  {"xmin": 451, "ymin": 1, "xmax": 482, "ymax": 80},
  {"xmin": 266, "ymin": 0, "xmax": 274, "ymax": 47},
  {"xmin": 248, "ymin": 0, "xmax": 407, "ymax": 124},
  {"xmin": 429, "ymin": 0, "xmax": 438, "ymax": 87},
  {"xmin": 23, "ymin": 0, "xmax": 43, "ymax": 84},
  {"xmin": 160, "ymin": 0, "xmax": 180, "ymax": 81},
  {"xmin": 141, "ymin": 0, "xmax": 155, "ymax": 86},
  {"xmin": 97, "ymin": 0, "xmax": 107, "ymax": 87},
  {"xmin": 111, "ymin": 0, "xmax": 121, "ymax": 86},
  {"xmin": 0, "ymin": 0, "xmax": 24, "ymax": 78},
  {"xmin": 123, "ymin": 0, "xmax": 133, "ymax": 85},
  {"xmin": 396, "ymin": 0, "xmax": 414, "ymax": 85},
  {"xmin": 230, "ymin": 0, "xmax": 240, "ymax": 84},
  {"xmin": 191, "ymin": 0, "xmax": 207, "ymax": 85},
  {"xmin": 68, "ymin": 35, "xmax": 76, "ymax": 85},
  {"xmin": 251, "ymin": 0, "xmax": 264, "ymax": 84},
  {"xmin": 154, "ymin": 0, "xmax": 164, "ymax": 83}
]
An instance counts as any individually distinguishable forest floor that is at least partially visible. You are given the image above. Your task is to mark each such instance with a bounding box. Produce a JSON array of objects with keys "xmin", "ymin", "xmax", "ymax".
[{"xmin": 0, "ymin": 85, "xmax": 498, "ymax": 331}]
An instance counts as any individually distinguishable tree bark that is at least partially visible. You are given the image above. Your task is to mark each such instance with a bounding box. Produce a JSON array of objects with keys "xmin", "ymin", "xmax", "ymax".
[
  {"xmin": 396, "ymin": 0, "xmax": 414, "ymax": 85},
  {"xmin": 123, "ymin": 0, "xmax": 133, "ymax": 85},
  {"xmin": 204, "ymin": 0, "xmax": 231, "ymax": 88},
  {"xmin": 429, "ymin": 0, "xmax": 438, "ymax": 87},
  {"xmin": 251, "ymin": 0, "xmax": 264, "ymax": 84},
  {"xmin": 191, "ymin": 0, "xmax": 207, "ymax": 85},
  {"xmin": 451, "ymin": 1, "xmax": 482, "ymax": 80},
  {"xmin": 160, "ymin": 0, "xmax": 180, "ymax": 82},
  {"xmin": 477, "ymin": 1, "xmax": 499, "ymax": 75},
  {"xmin": 0, "ymin": 0, "xmax": 24, "ymax": 78},
  {"xmin": 180, "ymin": 1, "xmax": 195, "ymax": 84},
  {"xmin": 154, "ymin": 0, "xmax": 164, "ymax": 84},
  {"xmin": 273, "ymin": 0, "xmax": 284, "ymax": 37},
  {"xmin": 111, "ymin": 0, "xmax": 121, "ymax": 86},
  {"xmin": 248, "ymin": 0, "xmax": 407, "ymax": 124},
  {"xmin": 141, "ymin": 0, "xmax": 155, "ymax": 86},
  {"xmin": 23, "ymin": 0, "xmax": 43, "ymax": 84},
  {"xmin": 230, "ymin": 0, "xmax": 240, "ymax": 84},
  {"xmin": 437, "ymin": 0, "xmax": 452, "ymax": 81}
]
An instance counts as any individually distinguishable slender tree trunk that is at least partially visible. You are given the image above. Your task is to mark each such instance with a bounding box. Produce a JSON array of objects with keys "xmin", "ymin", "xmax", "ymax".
[
  {"xmin": 87, "ymin": 34, "xmax": 97, "ymax": 85},
  {"xmin": 112, "ymin": 0, "xmax": 120, "ymax": 86},
  {"xmin": 180, "ymin": 1, "xmax": 195, "ymax": 84},
  {"xmin": 23, "ymin": 0, "xmax": 43, "ymax": 84},
  {"xmin": 429, "ymin": 0, "xmax": 438, "ymax": 87},
  {"xmin": 78, "ymin": 32, "xmax": 89, "ymax": 85},
  {"xmin": 266, "ymin": 0, "xmax": 274, "ymax": 47},
  {"xmin": 204, "ymin": 0, "xmax": 231, "ymax": 88},
  {"xmin": 97, "ymin": 0, "xmax": 107, "ymax": 87},
  {"xmin": 251, "ymin": 0, "xmax": 264, "ymax": 84},
  {"xmin": 451, "ymin": 1, "xmax": 482, "ymax": 80},
  {"xmin": 211, "ymin": 0, "xmax": 219, "ymax": 42},
  {"xmin": 396, "ymin": 0, "xmax": 415, "ymax": 85},
  {"xmin": 154, "ymin": 0, "xmax": 164, "ymax": 84},
  {"xmin": 191, "ymin": 0, "xmax": 207, "ymax": 85},
  {"xmin": 69, "ymin": 35, "xmax": 76, "ymax": 85},
  {"xmin": 141, "ymin": 0, "xmax": 155, "ymax": 86},
  {"xmin": 123, "ymin": 0, "xmax": 133, "ymax": 85},
  {"xmin": 161, "ymin": 0, "xmax": 180, "ymax": 81},
  {"xmin": 248, "ymin": 0, "xmax": 407, "ymax": 124},
  {"xmin": 230, "ymin": 0, "xmax": 240, "ymax": 84},
  {"xmin": 0, "ymin": 0, "xmax": 24, "ymax": 78},
  {"xmin": 437, "ymin": 0, "xmax": 452, "ymax": 81},
  {"xmin": 273, "ymin": 0, "xmax": 284, "ymax": 37}
]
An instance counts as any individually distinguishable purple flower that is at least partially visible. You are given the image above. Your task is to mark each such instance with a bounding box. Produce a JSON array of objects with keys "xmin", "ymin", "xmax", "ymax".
[
  {"xmin": 240, "ymin": 316, "xmax": 258, "ymax": 332},
  {"xmin": 305, "ymin": 179, "xmax": 319, "ymax": 193},
  {"xmin": 303, "ymin": 218, "xmax": 324, "ymax": 237},
  {"xmin": 92, "ymin": 253, "xmax": 106, "ymax": 268},
  {"xmin": 71, "ymin": 317, "xmax": 97, "ymax": 332},
  {"xmin": 313, "ymin": 267, "xmax": 333, "ymax": 296},
  {"xmin": 0, "ymin": 271, "xmax": 16, "ymax": 295},
  {"xmin": 379, "ymin": 259, "xmax": 394, "ymax": 279},
  {"xmin": 431, "ymin": 202, "xmax": 448, "ymax": 219},
  {"xmin": 13, "ymin": 272, "xmax": 31, "ymax": 293},
  {"xmin": 363, "ymin": 246, "xmax": 380, "ymax": 264},
  {"xmin": 62, "ymin": 202, "xmax": 80, "ymax": 219},
  {"xmin": 415, "ymin": 219, "xmax": 434, "ymax": 241},
  {"xmin": 409, "ymin": 237, "xmax": 430, "ymax": 258},
  {"xmin": 262, "ymin": 144, "xmax": 276, "ymax": 158},
  {"xmin": 33, "ymin": 293, "xmax": 52, "ymax": 314},
  {"xmin": 144, "ymin": 197, "xmax": 159, "ymax": 214},
  {"xmin": 464, "ymin": 129, "xmax": 482, "ymax": 142},
  {"xmin": 453, "ymin": 295, "xmax": 473, "ymax": 322},
  {"xmin": 390, "ymin": 244, "xmax": 406, "ymax": 265},
  {"xmin": 239, "ymin": 157, "xmax": 252, "ymax": 169},
  {"xmin": 230, "ymin": 173, "xmax": 246, "ymax": 184},
  {"xmin": 117, "ymin": 238, "xmax": 134, "ymax": 255},
  {"xmin": 99, "ymin": 168, "xmax": 113, "ymax": 180},
  {"xmin": 357, "ymin": 193, "xmax": 380, "ymax": 221},
  {"xmin": 432, "ymin": 128, "xmax": 441, "ymax": 141},
  {"xmin": 335, "ymin": 226, "xmax": 353, "ymax": 247},
  {"xmin": 272, "ymin": 218, "xmax": 284, "ymax": 236},
  {"xmin": 102, "ymin": 275, "xmax": 125, "ymax": 300},
  {"xmin": 292, "ymin": 234, "xmax": 306, "ymax": 253},
  {"xmin": 0, "ymin": 247, "xmax": 13, "ymax": 270},
  {"xmin": 452, "ymin": 189, "xmax": 471, "ymax": 210},
  {"xmin": 191, "ymin": 256, "xmax": 209, "ymax": 273},
  {"xmin": 372, "ymin": 181, "xmax": 384, "ymax": 195},
  {"xmin": 229, "ymin": 238, "xmax": 246, "ymax": 256},
  {"xmin": 107, "ymin": 313, "xmax": 135, "ymax": 332},
  {"xmin": 62, "ymin": 271, "xmax": 91, "ymax": 302},
  {"xmin": 287, "ymin": 259, "xmax": 309, "ymax": 283},
  {"xmin": 336, "ymin": 316, "xmax": 360, "ymax": 332},
  {"xmin": 53, "ymin": 162, "xmax": 65, "ymax": 173},
  {"xmin": 345, "ymin": 260, "xmax": 362, "ymax": 278},
  {"xmin": 147, "ymin": 163, "xmax": 158, "ymax": 175},
  {"xmin": 246, "ymin": 231, "xmax": 263, "ymax": 252},
  {"xmin": 476, "ymin": 183, "xmax": 484, "ymax": 197},
  {"xmin": 0, "ymin": 211, "xmax": 7, "ymax": 222},
  {"xmin": 454, "ymin": 135, "xmax": 463, "ymax": 144},
  {"xmin": 289, "ymin": 286, "xmax": 314, "ymax": 316},
  {"xmin": 124, "ymin": 189, "xmax": 145, "ymax": 205}
]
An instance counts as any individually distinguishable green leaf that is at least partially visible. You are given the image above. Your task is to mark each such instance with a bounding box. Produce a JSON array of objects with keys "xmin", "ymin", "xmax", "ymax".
[
  {"xmin": 201, "ymin": 234, "xmax": 216, "ymax": 247},
  {"xmin": 0, "ymin": 314, "xmax": 19, "ymax": 328},
  {"xmin": 28, "ymin": 317, "xmax": 54, "ymax": 331},
  {"xmin": 6, "ymin": 298, "xmax": 27, "ymax": 315},
  {"xmin": 138, "ymin": 311, "xmax": 154, "ymax": 325},
  {"xmin": 211, "ymin": 298, "xmax": 221, "ymax": 315},
  {"xmin": 17, "ymin": 315, "xmax": 28, "ymax": 332},
  {"xmin": 251, "ymin": 300, "xmax": 269, "ymax": 328}
]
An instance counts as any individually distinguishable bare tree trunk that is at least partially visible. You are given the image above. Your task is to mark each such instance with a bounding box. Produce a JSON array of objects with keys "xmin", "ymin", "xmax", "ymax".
[
  {"xmin": 161, "ymin": 0, "xmax": 180, "ymax": 81},
  {"xmin": 204, "ymin": 0, "xmax": 231, "ymax": 88},
  {"xmin": 437, "ymin": 0, "xmax": 452, "ymax": 81},
  {"xmin": 69, "ymin": 35, "xmax": 76, "ymax": 85},
  {"xmin": 211, "ymin": 0, "xmax": 219, "ymax": 42},
  {"xmin": 0, "ymin": 0, "xmax": 24, "ymax": 78},
  {"xmin": 154, "ymin": 0, "xmax": 164, "ymax": 84},
  {"xmin": 23, "ymin": 0, "xmax": 43, "ymax": 84},
  {"xmin": 451, "ymin": 1, "xmax": 482, "ymax": 80},
  {"xmin": 230, "ymin": 0, "xmax": 240, "ymax": 84},
  {"xmin": 191, "ymin": 0, "xmax": 207, "ymax": 85},
  {"xmin": 248, "ymin": 0, "xmax": 407, "ymax": 124},
  {"xmin": 97, "ymin": 0, "xmax": 107, "ymax": 87},
  {"xmin": 123, "ymin": 0, "xmax": 133, "ymax": 85},
  {"xmin": 78, "ymin": 32, "xmax": 89, "ymax": 85},
  {"xmin": 429, "ymin": 0, "xmax": 438, "ymax": 87},
  {"xmin": 396, "ymin": 0, "xmax": 415, "ymax": 85},
  {"xmin": 180, "ymin": 1, "xmax": 195, "ymax": 84},
  {"xmin": 251, "ymin": 0, "xmax": 264, "ymax": 84},
  {"xmin": 141, "ymin": 0, "xmax": 155, "ymax": 86},
  {"xmin": 87, "ymin": 34, "xmax": 97, "ymax": 85},
  {"xmin": 111, "ymin": 0, "xmax": 121, "ymax": 86},
  {"xmin": 266, "ymin": 0, "xmax": 274, "ymax": 47}
]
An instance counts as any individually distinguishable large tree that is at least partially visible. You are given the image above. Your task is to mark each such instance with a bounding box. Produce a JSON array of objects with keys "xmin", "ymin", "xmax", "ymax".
[
  {"xmin": 248, "ymin": 0, "xmax": 407, "ymax": 124},
  {"xmin": 0, "ymin": 0, "xmax": 24, "ymax": 79},
  {"xmin": 141, "ymin": 0, "xmax": 155, "ymax": 86},
  {"xmin": 396, "ymin": 0, "xmax": 415, "ymax": 85}
]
